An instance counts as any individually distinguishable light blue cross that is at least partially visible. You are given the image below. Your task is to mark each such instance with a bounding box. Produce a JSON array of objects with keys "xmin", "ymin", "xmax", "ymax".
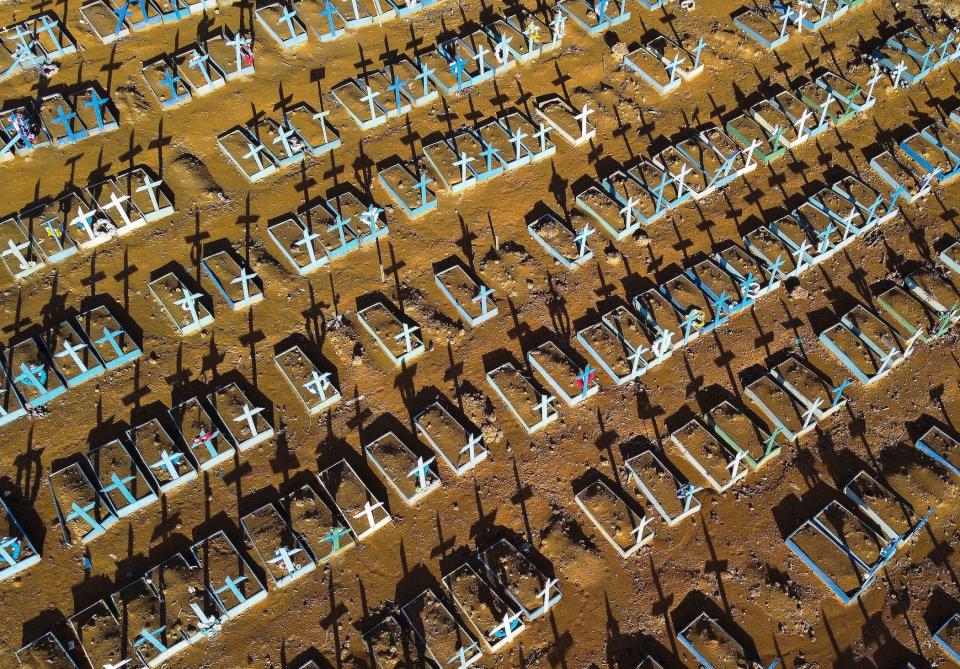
[
  {"xmin": 386, "ymin": 72, "xmax": 408, "ymax": 111},
  {"xmin": 66, "ymin": 501, "xmax": 105, "ymax": 533},
  {"xmin": 84, "ymin": 89, "xmax": 110, "ymax": 130},
  {"xmin": 96, "ymin": 325, "xmax": 127, "ymax": 358},
  {"xmin": 113, "ymin": 1, "xmax": 131, "ymax": 34},
  {"xmin": 14, "ymin": 362, "xmax": 46, "ymax": 393},
  {"xmin": 51, "ymin": 105, "xmax": 79, "ymax": 143},
  {"xmin": 101, "ymin": 472, "xmax": 138, "ymax": 506},
  {"xmin": 577, "ymin": 363, "xmax": 595, "ymax": 399},
  {"xmin": 159, "ymin": 70, "xmax": 182, "ymax": 101},
  {"xmin": 134, "ymin": 625, "xmax": 167, "ymax": 653},
  {"xmin": 214, "ymin": 575, "xmax": 248, "ymax": 605},
  {"xmin": 321, "ymin": 525, "xmax": 350, "ymax": 552}
]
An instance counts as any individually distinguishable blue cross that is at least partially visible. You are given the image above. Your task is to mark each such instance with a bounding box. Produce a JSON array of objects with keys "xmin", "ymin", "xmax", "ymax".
[
  {"xmin": 414, "ymin": 172, "xmax": 433, "ymax": 206},
  {"xmin": 691, "ymin": 37, "xmax": 706, "ymax": 68},
  {"xmin": 766, "ymin": 255, "xmax": 785, "ymax": 289},
  {"xmin": 830, "ymin": 378, "xmax": 851, "ymax": 407},
  {"xmin": 321, "ymin": 525, "xmax": 351, "ymax": 552},
  {"xmin": 863, "ymin": 194, "xmax": 884, "ymax": 226},
  {"xmin": 0, "ymin": 537, "xmax": 22, "ymax": 566},
  {"xmin": 113, "ymin": 1, "xmax": 131, "ymax": 34},
  {"xmin": 84, "ymin": 89, "xmax": 110, "ymax": 130},
  {"xmin": 738, "ymin": 272, "xmax": 755, "ymax": 307},
  {"xmin": 66, "ymin": 501, "xmax": 105, "ymax": 533},
  {"xmin": 159, "ymin": 70, "xmax": 182, "ymax": 101},
  {"xmin": 278, "ymin": 6, "xmax": 298, "ymax": 38},
  {"xmin": 14, "ymin": 362, "xmax": 46, "ymax": 393},
  {"xmin": 712, "ymin": 290, "xmax": 730, "ymax": 324},
  {"xmin": 96, "ymin": 325, "xmax": 127, "ymax": 358},
  {"xmin": 327, "ymin": 213, "xmax": 352, "ymax": 248},
  {"xmin": 319, "ymin": 1, "xmax": 339, "ymax": 35},
  {"xmin": 681, "ymin": 309, "xmax": 698, "ymax": 340},
  {"xmin": 450, "ymin": 53, "xmax": 468, "ymax": 90},
  {"xmin": 134, "ymin": 625, "xmax": 167, "ymax": 653},
  {"xmin": 386, "ymin": 72, "xmax": 408, "ymax": 111},
  {"xmin": 214, "ymin": 575, "xmax": 248, "ymax": 605},
  {"xmin": 51, "ymin": 105, "xmax": 79, "ymax": 143},
  {"xmin": 479, "ymin": 141, "xmax": 501, "ymax": 174},
  {"xmin": 577, "ymin": 364, "xmax": 595, "ymax": 399},
  {"xmin": 651, "ymin": 170, "xmax": 671, "ymax": 212},
  {"xmin": 101, "ymin": 472, "xmax": 138, "ymax": 506}
]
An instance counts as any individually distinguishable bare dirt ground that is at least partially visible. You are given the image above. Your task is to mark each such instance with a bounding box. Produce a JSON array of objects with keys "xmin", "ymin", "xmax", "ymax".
[{"xmin": 1, "ymin": 0, "xmax": 960, "ymax": 666}]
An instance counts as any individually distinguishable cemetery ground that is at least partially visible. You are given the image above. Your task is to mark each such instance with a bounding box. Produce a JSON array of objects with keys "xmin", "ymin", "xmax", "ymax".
[{"xmin": 1, "ymin": 0, "xmax": 960, "ymax": 666}]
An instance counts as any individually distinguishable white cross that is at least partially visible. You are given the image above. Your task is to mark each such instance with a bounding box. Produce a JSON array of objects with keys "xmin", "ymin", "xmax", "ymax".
[
  {"xmin": 233, "ymin": 402, "xmax": 264, "ymax": 437},
  {"xmin": 877, "ymin": 348, "xmax": 898, "ymax": 375},
  {"xmin": 313, "ymin": 109, "xmax": 332, "ymax": 145},
  {"xmin": 474, "ymin": 44, "xmax": 490, "ymax": 78},
  {"xmin": 534, "ymin": 123, "xmax": 551, "ymax": 152},
  {"xmin": 359, "ymin": 205, "xmax": 382, "ymax": 235},
  {"xmin": 1, "ymin": 238, "xmax": 32, "ymax": 270},
  {"xmin": 619, "ymin": 196, "xmax": 636, "ymax": 230},
  {"xmin": 408, "ymin": 455, "xmax": 435, "ymax": 492},
  {"xmin": 532, "ymin": 393, "xmax": 554, "ymax": 424},
  {"xmin": 294, "ymin": 227, "xmax": 322, "ymax": 266},
  {"xmin": 103, "ymin": 191, "xmax": 134, "ymax": 228},
  {"xmin": 794, "ymin": 108, "xmax": 812, "ymax": 143},
  {"xmin": 673, "ymin": 163, "xmax": 692, "ymax": 197},
  {"xmin": 55, "ymin": 338, "xmax": 88, "ymax": 372},
  {"xmin": 726, "ymin": 449, "xmax": 748, "ymax": 480},
  {"xmin": 801, "ymin": 397, "xmax": 823, "ymax": 430},
  {"xmin": 631, "ymin": 514, "xmax": 651, "ymax": 543},
  {"xmin": 865, "ymin": 63, "xmax": 883, "ymax": 103},
  {"xmin": 173, "ymin": 287, "xmax": 203, "ymax": 325},
  {"xmin": 454, "ymin": 151, "xmax": 475, "ymax": 184},
  {"xmin": 817, "ymin": 93, "xmax": 835, "ymax": 128},
  {"xmin": 394, "ymin": 322, "xmax": 420, "ymax": 354},
  {"xmin": 652, "ymin": 328, "xmax": 673, "ymax": 357},
  {"xmin": 509, "ymin": 127, "xmax": 528, "ymax": 161},
  {"xmin": 575, "ymin": 103, "xmax": 594, "ymax": 139},
  {"xmin": 103, "ymin": 661, "xmax": 134, "ymax": 669},
  {"xmin": 629, "ymin": 343, "xmax": 649, "ymax": 375},
  {"xmin": 892, "ymin": 60, "xmax": 907, "ymax": 89},
  {"xmin": 743, "ymin": 138, "xmax": 763, "ymax": 168},
  {"xmin": 135, "ymin": 173, "xmax": 164, "ymax": 212},
  {"xmin": 230, "ymin": 267, "xmax": 258, "ymax": 303},
  {"xmin": 360, "ymin": 85, "xmax": 381, "ymax": 121},
  {"xmin": 267, "ymin": 545, "xmax": 303, "ymax": 573},
  {"xmin": 243, "ymin": 141, "xmax": 268, "ymax": 172},
  {"xmin": 495, "ymin": 34, "xmax": 512, "ymax": 65},
  {"xmin": 793, "ymin": 6, "xmax": 806, "ymax": 31},
  {"xmin": 70, "ymin": 206, "xmax": 98, "ymax": 240},
  {"xmin": 352, "ymin": 500, "xmax": 385, "ymax": 530},
  {"xmin": 491, "ymin": 611, "xmax": 521, "ymax": 643},
  {"xmin": 459, "ymin": 432, "xmax": 483, "ymax": 465},
  {"xmin": 537, "ymin": 577, "xmax": 559, "ymax": 613},
  {"xmin": 304, "ymin": 370, "xmax": 332, "ymax": 400},
  {"xmin": 903, "ymin": 328, "xmax": 922, "ymax": 358}
]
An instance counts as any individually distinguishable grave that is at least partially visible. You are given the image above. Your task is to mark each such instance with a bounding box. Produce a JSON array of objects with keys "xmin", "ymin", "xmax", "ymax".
[
  {"xmin": 170, "ymin": 396, "xmax": 235, "ymax": 470},
  {"xmin": 242, "ymin": 502, "xmax": 316, "ymax": 586},
  {"xmin": 127, "ymin": 416, "xmax": 198, "ymax": 495},
  {"xmin": 333, "ymin": 80, "xmax": 387, "ymax": 130},
  {"xmin": 560, "ymin": 0, "xmax": 630, "ymax": 34},
  {"xmin": 87, "ymin": 438, "xmax": 158, "ymax": 517},
  {"xmin": 148, "ymin": 272, "xmax": 214, "ymax": 335},
  {"xmin": 48, "ymin": 461, "xmax": 117, "ymax": 545},
  {"xmin": 7, "ymin": 336, "xmax": 66, "ymax": 407},
  {"xmin": 626, "ymin": 451, "xmax": 701, "ymax": 526},
  {"xmin": 255, "ymin": 3, "xmax": 309, "ymax": 48},
  {"xmin": 207, "ymin": 382, "xmax": 274, "ymax": 451},
  {"xmin": 632, "ymin": 288, "xmax": 683, "ymax": 351},
  {"xmin": 86, "ymin": 176, "xmax": 148, "ymax": 236},
  {"xmin": 819, "ymin": 321, "xmax": 897, "ymax": 385},
  {"xmin": 146, "ymin": 552, "xmax": 222, "ymax": 646},
  {"xmin": 45, "ymin": 318, "xmax": 104, "ymax": 387},
  {"xmin": 38, "ymin": 95, "xmax": 89, "ymax": 146},
  {"xmin": 365, "ymin": 431, "xmax": 441, "ymax": 505},
  {"xmin": 283, "ymin": 483, "xmax": 356, "ymax": 562},
  {"xmin": 284, "ymin": 102, "xmax": 341, "ymax": 156},
  {"xmin": 575, "ymin": 478, "xmax": 653, "ymax": 557},
  {"xmin": 444, "ymin": 563, "xmax": 526, "ymax": 652},
  {"xmin": 743, "ymin": 225, "xmax": 797, "ymax": 284},
  {"xmin": 142, "ymin": 57, "xmax": 192, "ymax": 108},
  {"xmin": 600, "ymin": 169, "xmax": 667, "ymax": 228},
  {"xmin": 274, "ymin": 343, "xmax": 341, "ymax": 414},
  {"xmin": 934, "ymin": 614, "xmax": 960, "ymax": 664},
  {"xmin": 670, "ymin": 417, "xmax": 748, "ymax": 492},
  {"xmin": 267, "ymin": 213, "xmax": 332, "ymax": 274},
  {"xmin": 900, "ymin": 122, "xmax": 960, "ymax": 183},
  {"xmin": 0, "ymin": 496, "xmax": 41, "ymax": 580},
  {"xmin": 576, "ymin": 321, "xmax": 638, "ymax": 386},
  {"xmin": 0, "ymin": 217, "xmax": 45, "ymax": 280},
  {"xmin": 903, "ymin": 267, "xmax": 959, "ymax": 318},
  {"xmin": 869, "ymin": 148, "xmax": 934, "ymax": 204},
  {"xmin": 402, "ymin": 589, "xmax": 482, "ymax": 668},
  {"xmin": 677, "ymin": 612, "xmax": 766, "ymax": 669},
  {"xmin": 480, "ymin": 539, "xmax": 560, "ymax": 621},
  {"xmin": 112, "ymin": 577, "xmax": 175, "ymax": 667},
  {"xmin": 191, "ymin": 530, "xmax": 268, "ymax": 618},
  {"xmin": 916, "ymin": 426, "xmax": 960, "ymax": 478},
  {"xmin": 423, "ymin": 137, "xmax": 480, "ymax": 193},
  {"xmin": 203, "ymin": 29, "xmax": 255, "ymax": 81},
  {"xmin": 202, "ymin": 251, "xmax": 262, "ymax": 310},
  {"xmin": 604, "ymin": 304, "xmax": 666, "ymax": 374},
  {"xmin": 841, "ymin": 304, "xmax": 905, "ymax": 361},
  {"xmin": 940, "ymin": 240, "xmax": 960, "ymax": 276},
  {"xmin": 744, "ymin": 374, "xmax": 816, "ymax": 441},
  {"xmin": 528, "ymin": 340, "xmax": 599, "ymax": 405},
  {"xmin": 705, "ymin": 400, "xmax": 782, "ymax": 470},
  {"xmin": 118, "ymin": 167, "xmax": 173, "ymax": 224},
  {"xmin": 69, "ymin": 600, "xmax": 123, "ymax": 668},
  {"xmin": 318, "ymin": 459, "xmax": 392, "ymax": 539},
  {"xmin": 733, "ymin": 6, "xmax": 790, "ymax": 50},
  {"xmin": 843, "ymin": 470, "xmax": 922, "ymax": 541},
  {"xmin": 218, "ymin": 127, "xmax": 280, "ymax": 182},
  {"xmin": 527, "ymin": 212, "xmax": 594, "ymax": 269},
  {"xmin": 377, "ymin": 161, "xmax": 437, "ymax": 218},
  {"xmin": 487, "ymin": 361, "xmax": 558, "ymax": 433},
  {"xmin": 173, "ymin": 46, "xmax": 227, "ymax": 96},
  {"xmin": 15, "ymin": 633, "xmax": 76, "ymax": 668},
  {"xmin": 575, "ymin": 181, "xmax": 641, "ymax": 241},
  {"xmin": 875, "ymin": 285, "xmax": 940, "ymax": 344},
  {"xmin": 711, "ymin": 243, "xmax": 769, "ymax": 302},
  {"xmin": 535, "ymin": 94, "xmax": 595, "ymax": 146},
  {"xmin": 660, "ymin": 271, "xmax": 720, "ymax": 335},
  {"xmin": 77, "ymin": 304, "xmax": 141, "ymax": 370},
  {"xmin": 415, "ymin": 400, "xmax": 488, "ymax": 475},
  {"xmin": 769, "ymin": 356, "xmax": 845, "ymax": 421},
  {"xmin": 356, "ymin": 301, "xmax": 425, "ymax": 366},
  {"xmin": 365, "ymin": 615, "xmax": 424, "ymax": 668},
  {"xmin": 17, "ymin": 192, "xmax": 82, "ymax": 265},
  {"xmin": 0, "ymin": 361, "xmax": 26, "ymax": 425},
  {"xmin": 435, "ymin": 264, "xmax": 498, "ymax": 326}
]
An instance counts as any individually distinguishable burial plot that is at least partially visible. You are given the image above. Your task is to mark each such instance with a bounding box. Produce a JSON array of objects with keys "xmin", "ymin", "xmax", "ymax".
[
  {"xmin": 900, "ymin": 123, "xmax": 960, "ymax": 183},
  {"xmin": 623, "ymin": 41, "xmax": 685, "ymax": 94},
  {"xmin": 7, "ymin": 336, "xmax": 66, "ymax": 408},
  {"xmin": 831, "ymin": 176, "xmax": 898, "ymax": 229},
  {"xmin": 743, "ymin": 225, "xmax": 797, "ymax": 285},
  {"xmin": 445, "ymin": 563, "xmax": 525, "ymax": 652},
  {"xmin": 333, "ymin": 80, "xmax": 388, "ymax": 130},
  {"xmin": 207, "ymin": 382, "xmax": 273, "ymax": 451},
  {"xmin": 255, "ymin": 3, "xmax": 309, "ymax": 48},
  {"xmin": 819, "ymin": 321, "xmax": 896, "ymax": 385},
  {"xmin": 356, "ymin": 301, "xmax": 425, "ymax": 366},
  {"xmin": 0, "ymin": 217, "xmax": 45, "ymax": 280},
  {"xmin": 23, "ymin": 13, "xmax": 77, "ymax": 60},
  {"xmin": 841, "ymin": 304, "xmax": 904, "ymax": 360},
  {"xmin": 87, "ymin": 438, "xmax": 157, "ymax": 517},
  {"xmin": 284, "ymin": 102, "xmax": 341, "ymax": 156},
  {"xmin": 377, "ymin": 162, "xmax": 437, "ymax": 218},
  {"xmin": 274, "ymin": 343, "xmax": 340, "ymax": 414},
  {"xmin": 191, "ymin": 530, "xmax": 268, "ymax": 618},
  {"xmin": 365, "ymin": 432, "xmax": 441, "ymax": 505},
  {"xmin": 632, "ymin": 288, "xmax": 683, "ymax": 351},
  {"xmin": 44, "ymin": 318, "xmax": 104, "ymax": 387},
  {"xmin": 301, "ymin": 0, "xmax": 348, "ymax": 41},
  {"xmin": 402, "ymin": 589, "xmax": 482, "ymax": 668},
  {"xmin": 69, "ymin": 600, "xmax": 123, "ymax": 669},
  {"xmin": 0, "ymin": 106, "xmax": 49, "ymax": 158},
  {"xmin": 916, "ymin": 426, "xmax": 960, "ymax": 478},
  {"xmin": 415, "ymin": 401, "xmax": 488, "ymax": 475},
  {"xmin": 600, "ymin": 169, "xmax": 666, "ymax": 227},
  {"xmin": 669, "ymin": 418, "xmax": 747, "ymax": 492},
  {"xmin": 577, "ymin": 321, "xmax": 638, "ymax": 386},
  {"xmin": 705, "ymin": 400, "xmax": 782, "ymax": 470},
  {"xmin": 604, "ymin": 305, "xmax": 670, "ymax": 374},
  {"xmin": 202, "ymin": 252, "xmax": 261, "ymax": 311},
  {"xmin": 142, "ymin": 57, "xmax": 192, "ymax": 109},
  {"xmin": 769, "ymin": 356, "xmax": 845, "ymax": 421},
  {"xmin": 535, "ymin": 95, "xmax": 594, "ymax": 146},
  {"xmin": 815, "ymin": 70, "xmax": 874, "ymax": 114},
  {"xmin": 325, "ymin": 191, "xmax": 385, "ymax": 245},
  {"xmin": 127, "ymin": 416, "xmax": 197, "ymax": 494},
  {"xmin": 876, "ymin": 285, "xmax": 940, "ymax": 343},
  {"xmin": 267, "ymin": 213, "xmax": 331, "ymax": 274},
  {"xmin": 673, "ymin": 132, "xmax": 743, "ymax": 191},
  {"xmin": 575, "ymin": 181, "xmax": 640, "ymax": 241},
  {"xmin": 72, "ymin": 86, "xmax": 118, "ymax": 137},
  {"xmin": 772, "ymin": 89, "xmax": 828, "ymax": 139},
  {"xmin": 528, "ymin": 340, "xmax": 598, "ymax": 406},
  {"xmin": 36, "ymin": 95, "xmax": 87, "ymax": 146},
  {"xmin": 148, "ymin": 272, "xmax": 214, "ymax": 336},
  {"xmin": 480, "ymin": 538, "xmax": 559, "ymax": 621},
  {"xmin": 242, "ymin": 502, "xmax": 316, "ymax": 586},
  {"xmin": 903, "ymin": 267, "xmax": 959, "ymax": 318},
  {"xmin": 15, "ymin": 633, "xmax": 76, "ymax": 668},
  {"xmin": 750, "ymin": 99, "xmax": 804, "ymax": 149},
  {"xmin": 77, "ymin": 305, "xmax": 143, "ymax": 370},
  {"xmin": 0, "ymin": 496, "xmax": 41, "ymax": 580},
  {"xmin": 843, "ymin": 470, "xmax": 921, "ymax": 541},
  {"xmin": 218, "ymin": 127, "xmax": 279, "ymax": 183},
  {"xmin": 170, "ymin": 396, "xmax": 234, "ymax": 470},
  {"xmin": 744, "ymin": 374, "xmax": 815, "ymax": 441},
  {"xmin": 435, "ymin": 264, "xmax": 497, "ymax": 327},
  {"xmin": 798, "ymin": 80, "xmax": 855, "ymax": 127},
  {"xmin": 423, "ymin": 136, "xmax": 479, "ymax": 193},
  {"xmin": 527, "ymin": 212, "xmax": 594, "ymax": 269},
  {"xmin": 173, "ymin": 46, "xmax": 227, "ymax": 96},
  {"xmin": 575, "ymin": 479, "xmax": 653, "ymax": 557},
  {"xmin": 48, "ymin": 461, "xmax": 116, "ymax": 545},
  {"xmin": 767, "ymin": 213, "xmax": 819, "ymax": 269},
  {"xmin": 934, "ymin": 614, "xmax": 960, "ymax": 664},
  {"xmin": 785, "ymin": 500, "xmax": 885, "ymax": 603},
  {"xmin": 733, "ymin": 6, "xmax": 789, "ymax": 50},
  {"xmin": 283, "ymin": 483, "xmax": 355, "ymax": 563},
  {"xmin": 677, "ymin": 613, "xmax": 763, "ymax": 669},
  {"xmin": 112, "ymin": 577, "xmax": 175, "ymax": 667},
  {"xmin": 318, "ymin": 459, "xmax": 391, "ymax": 539},
  {"xmin": 17, "ymin": 192, "xmax": 81, "ymax": 264},
  {"xmin": 685, "ymin": 258, "xmax": 745, "ymax": 316},
  {"xmin": 146, "ymin": 552, "xmax": 221, "ymax": 646},
  {"xmin": 487, "ymin": 362, "xmax": 557, "ymax": 433},
  {"xmin": 62, "ymin": 198, "xmax": 117, "ymax": 250},
  {"xmin": 365, "ymin": 615, "xmax": 423, "ymax": 668},
  {"xmin": 660, "ymin": 272, "xmax": 719, "ymax": 334},
  {"xmin": 712, "ymin": 243, "xmax": 768, "ymax": 301},
  {"xmin": 870, "ymin": 149, "xmax": 933, "ymax": 203},
  {"xmin": 357, "ymin": 69, "xmax": 414, "ymax": 119},
  {"xmin": 203, "ymin": 29, "xmax": 255, "ymax": 81},
  {"xmin": 252, "ymin": 117, "xmax": 308, "ymax": 169},
  {"xmin": 559, "ymin": 0, "xmax": 629, "ymax": 34},
  {"xmin": 500, "ymin": 110, "xmax": 556, "ymax": 163},
  {"xmin": 86, "ymin": 176, "xmax": 148, "ymax": 237}
]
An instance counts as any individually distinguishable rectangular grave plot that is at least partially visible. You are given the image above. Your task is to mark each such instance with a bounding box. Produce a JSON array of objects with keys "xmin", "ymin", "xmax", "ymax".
[
  {"xmin": 787, "ymin": 520, "xmax": 871, "ymax": 603},
  {"xmin": 832, "ymin": 176, "xmax": 894, "ymax": 224},
  {"xmin": 561, "ymin": 0, "xmax": 629, "ymax": 33},
  {"xmin": 15, "ymin": 633, "xmax": 76, "ymax": 669},
  {"xmin": 623, "ymin": 45, "xmax": 677, "ymax": 93},
  {"xmin": 415, "ymin": 401, "xmax": 486, "ymax": 475},
  {"xmin": 148, "ymin": 272, "xmax": 214, "ymax": 335},
  {"xmin": 87, "ymin": 439, "xmax": 157, "ymax": 517},
  {"xmin": 18, "ymin": 194, "xmax": 81, "ymax": 263},
  {"xmin": 30, "ymin": 13, "xmax": 77, "ymax": 58},
  {"xmin": 146, "ymin": 553, "xmax": 218, "ymax": 645},
  {"xmin": 253, "ymin": 117, "xmax": 306, "ymax": 168},
  {"xmin": 840, "ymin": 305, "xmax": 902, "ymax": 359},
  {"xmin": 661, "ymin": 273, "xmax": 715, "ymax": 329},
  {"xmin": 69, "ymin": 600, "xmax": 123, "ymax": 669},
  {"xmin": 917, "ymin": 426, "xmax": 960, "ymax": 477},
  {"xmin": 678, "ymin": 613, "xmax": 755, "ymax": 669},
  {"xmin": 192, "ymin": 531, "xmax": 267, "ymax": 618},
  {"xmin": 750, "ymin": 99, "xmax": 802, "ymax": 147},
  {"xmin": 331, "ymin": 0, "xmax": 373, "ymax": 28},
  {"xmin": 274, "ymin": 344, "xmax": 340, "ymax": 414},
  {"xmin": 127, "ymin": 417, "xmax": 196, "ymax": 493},
  {"xmin": 733, "ymin": 7, "xmax": 786, "ymax": 49},
  {"xmin": 356, "ymin": 302, "xmax": 424, "ymax": 365},
  {"xmin": 283, "ymin": 483, "xmax": 354, "ymax": 563},
  {"xmin": 0, "ymin": 217, "xmax": 45, "ymax": 280},
  {"xmin": 173, "ymin": 47, "xmax": 226, "ymax": 95},
  {"xmin": 675, "ymin": 136, "xmax": 727, "ymax": 186},
  {"xmin": 170, "ymin": 397, "xmax": 234, "ymax": 470},
  {"xmin": 366, "ymin": 432, "xmax": 440, "ymax": 505},
  {"xmin": 528, "ymin": 340, "xmax": 597, "ymax": 405},
  {"xmin": 935, "ymin": 614, "xmax": 960, "ymax": 663},
  {"xmin": 535, "ymin": 95, "xmax": 594, "ymax": 145},
  {"xmin": 712, "ymin": 243, "xmax": 769, "ymax": 298},
  {"xmin": 333, "ymin": 79, "xmax": 387, "ymax": 130},
  {"xmin": 202, "ymin": 251, "xmax": 262, "ymax": 310},
  {"xmin": 423, "ymin": 138, "xmax": 476, "ymax": 192},
  {"xmin": 500, "ymin": 109, "xmax": 555, "ymax": 160},
  {"xmin": 317, "ymin": 459, "xmax": 391, "ymax": 538},
  {"xmin": 388, "ymin": 56, "xmax": 437, "ymax": 105},
  {"xmin": 706, "ymin": 400, "xmax": 780, "ymax": 469},
  {"xmin": 477, "ymin": 118, "xmax": 521, "ymax": 170},
  {"xmin": 745, "ymin": 375, "xmax": 809, "ymax": 441},
  {"xmin": 218, "ymin": 127, "xmax": 278, "ymax": 182},
  {"xmin": 905, "ymin": 268, "xmax": 960, "ymax": 315},
  {"xmin": 0, "ymin": 497, "xmax": 41, "ymax": 580},
  {"xmin": 207, "ymin": 382, "xmax": 274, "ymax": 450},
  {"xmin": 487, "ymin": 362, "xmax": 557, "ymax": 433},
  {"xmin": 256, "ymin": 2, "xmax": 309, "ymax": 46},
  {"xmin": 36, "ymin": 94, "xmax": 87, "ymax": 145},
  {"xmin": 285, "ymin": 102, "xmax": 341, "ymax": 155},
  {"xmin": 71, "ymin": 86, "xmax": 119, "ymax": 135},
  {"xmin": 601, "ymin": 169, "xmax": 661, "ymax": 224},
  {"xmin": 870, "ymin": 150, "xmax": 930, "ymax": 203},
  {"xmin": 111, "ymin": 578, "xmax": 171, "ymax": 666},
  {"xmin": 445, "ymin": 562, "xmax": 524, "ymax": 652},
  {"xmin": 86, "ymin": 177, "xmax": 148, "ymax": 235},
  {"xmin": 527, "ymin": 213, "xmax": 592, "ymax": 268},
  {"xmin": 627, "ymin": 160, "xmax": 686, "ymax": 209},
  {"xmin": 815, "ymin": 501, "xmax": 884, "ymax": 568},
  {"xmin": 843, "ymin": 470, "xmax": 917, "ymax": 540},
  {"xmin": 669, "ymin": 419, "xmax": 742, "ymax": 491},
  {"xmin": 686, "ymin": 258, "xmax": 742, "ymax": 306},
  {"xmin": 142, "ymin": 58, "xmax": 192, "ymax": 109},
  {"xmin": 48, "ymin": 462, "xmax": 116, "ymax": 545},
  {"xmin": 447, "ymin": 129, "xmax": 488, "ymax": 172},
  {"xmin": 575, "ymin": 479, "xmax": 651, "ymax": 557},
  {"xmin": 577, "ymin": 322, "xmax": 635, "ymax": 385},
  {"xmin": 770, "ymin": 356, "xmax": 839, "ymax": 418},
  {"xmin": 300, "ymin": 200, "xmax": 358, "ymax": 256},
  {"xmin": 401, "ymin": 590, "xmax": 482, "ymax": 668},
  {"xmin": 768, "ymin": 213, "xmax": 818, "ymax": 263},
  {"xmin": 7, "ymin": 337, "xmax": 65, "ymax": 407},
  {"xmin": 654, "ymin": 146, "xmax": 710, "ymax": 199},
  {"xmin": 632, "ymin": 288, "xmax": 682, "ymax": 345},
  {"xmin": 365, "ymin": 615, "xmax": 426, "ymax": 668},
  {"xmin": 44, "ymin": 318, "xmax": 104, "ymax": 387},
  {"xmin": 743, "ymin": 225, "xmax": 797, "ymax": 278},
  {"xmin": 435, "ymin": 265, "xmax": 496, "ymax": 326},
  {"xmin": 876, "ymin": 286, "xmax": 939, "ymax": 342},
  {"xmin": 267, "ymin": 214, "xmax": 327, "ymax": 274},
  {"xmin": 300, "ymin": 0, "xmax": 347, "ymax": 40},
  {"xmin": 575, "ymin": 184, "xmax": 636, "ymax": 240},
  {"xmin": 377, "ymin": 162, "xmax": 436, "ymax": 217},
  {"xmin": 480, "ymin": 538, "xmax": 557, "ymax": 620},
  {"xmin": 819, "ymin": 323, "xmax": 886, "ymax": 385},
  {"xmin": 359, "ymin": 70, "xmax": 412, "ymax": 118},
  {"xmin": 242, "ymin": 502, "xmax": 316, "ymax": 585}
]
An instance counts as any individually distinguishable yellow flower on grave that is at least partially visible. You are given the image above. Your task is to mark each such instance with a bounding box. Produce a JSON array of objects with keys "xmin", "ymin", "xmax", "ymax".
[
  {"xmin": 526, "ymin": 22, "xmax": 541, "ymax": 44},
  {"xmin": 690, "ymin": 308, "xmax": 706, "ymax": 330},
  {"xmin": 45, "ymin": 225, "xmax": 62, "ymax": 239}
]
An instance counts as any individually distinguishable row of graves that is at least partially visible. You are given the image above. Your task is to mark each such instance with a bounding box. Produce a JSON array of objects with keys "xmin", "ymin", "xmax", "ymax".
[
  {"xmin": 365, "ymin": 540, "xmax": 560, "ymax": 667},
  {"xmin": 139, "ymin": 28, "xmax": 255, "ymax": 110},
  {"xmin": 0, "ymin": 303, "xmax": 140, "ymax": 424},
  {"xmin": 620, "ymin": 35, "xmax": 706, "ymax": 95},
  {"xmin": 80, "ymin": 0, "xmax": 217, "ymax": 44},
  {"xmin": 331, "ymin": 6, "xmax": 565, "ymax": 132},
  {"xmin": 217, "ymin": 99, "xmax": 340, "ymax": 183},
  {"xmin": 0, "ymin": 166, "xmax": 174, "ymax": 284},
  {"xmin": 734, "ymin": 0, "xmax": 873, "ymax": 50},
  {"xmin": 376, "ymin": 96, "xmax": 590, "ymax": 220},
  {"xmin": 0, "ymin": 84, "xmax": 118, "ymax": 161},
  {"xmin": 0, "ymin": 12, "xmax": 76, "ymax": 81},
  {"xmin": 872, "ymin": 18, "xmax": 959, "ymax": 88}
]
